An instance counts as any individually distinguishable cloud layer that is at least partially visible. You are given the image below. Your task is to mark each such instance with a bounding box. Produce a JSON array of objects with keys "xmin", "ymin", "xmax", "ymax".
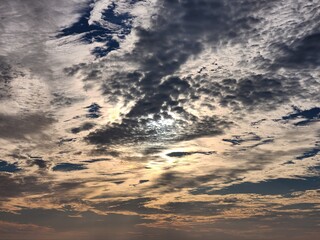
[{"xmin": 0, "ymin": 0, "xmax": 319, "ymax": 239}]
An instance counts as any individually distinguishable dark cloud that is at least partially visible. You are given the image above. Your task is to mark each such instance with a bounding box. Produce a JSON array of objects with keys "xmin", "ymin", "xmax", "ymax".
[
  {"xmin": 209, "ymin": 177, "xmax": 320, "ymax": 195},
  {"xmin": 82, "ymin": 158, "xmax": 110, "ymax": 163},
  {"xmin": 87, "ymin": 115, "xmax": 230, "ymax": 145},
  {"xmin": 139, "ymin": 179, "xmax": 149, "ymax": 184},
  {"xmin": 0, "ymin": 113, "xmax": 55, "ymax": 139},
  {"xmin": 251, "ymin": 119, "xmax": 267, "ymax": 126},
  {"xmin": 50, "ymin": 92, "xmax": 82, "ymax": 108},
  {"xmin": 32, "ymin": 160, "xmax": 48, "ymax": 169},
  {"xmin": 0, "ymin": 175, "xmax": 49, "ymax": 199},
  {"xmin": 63, "ymin": 63, "xmax": 87, "ymax": 77},
  {"xmin": 89, "ymin": 146, "xmax": 120, "ymax": 157},
  {"xmin": 54, "ymin": 0, "xmax": 317, "ymax": 154},
  {"xmin": 274, "ymin": 32, "xmax": 320, "ymax": 69},
  {"xmin": 193, "ymin": 73, "xmax": 301, "ymax": 112},
  {"xmin": 71, "ymin": 122, "xmax": 95, "ymax": 134},
  {"xmin": 86, "ymin": 0, "xmax": 275, "ymax": 146},
  {"xmin": 126, "ymin": 76, "xmax": 192, "ymax": 118},
  {"xmin": 0, "ymin": 175, "xmax": 24, "ymax": 198},
  {"xmin": 28, "ymin": 158, "xmax": 48, "ymax": 170},
  {"xmin": 296, "ymin": 147, "xmax": 320, "ymax": 160},
  {"xmin": 0, "ymin": 58, "xmax": 13, "ymax": 99},
  {"xmin": 218, "ymin": 75, "xmax": 299, "ymax": 111},
  {"xmin": 277, "ymin": 203, "xmax": 317, "ymax": 211},
  {"xmin": 160, "ymin": 201, "xmax": 228, "ymax": 216},
  {"xmin": 0, "ymin": 56, "xmax": 23, "ymax": 100},
  {"xmin": 52, "ymin": 181, "xmax": 86, "ymax": 195},
  {"xmin": 148, "ymin": 171, "xmax": 199, "ymax": 193},
  {"xmin": 57, "ymin": 138, "xmax": 76, "ymax": 146},
  {"xmin": 1, "ymin": 1, "xmax": 320, "ymax": 239},
  {"xmin": 166, "ymin": 151, "xmax": 215, "ymax": 158},
  {"xmin": 150, "ymin": 147, "xmax": 307, "ymax": 194},
  {"xmin": 94, "ymin": 197, "xmax": 161, "ymax": 215},
  {"xmin": 0, "ymin": 209, "xmax": 151, "ymax": 236},
  {"xmin": 223, "ymin": 133, "xmax": 274, "ymax": 149},
  {"xmin": 103, "ymin": 0, "xmax": 264, "ymax": 97},
  {"xmin": 113, "ymin": 180, "xmax": 125, "ymax": 185},
  {"xmin": 142, "ymin": 146, "xmax": 167, "ymax": 155},
  {"xmin": 223, "ymin": 133, "xmax": 262, "ymax": 145}
]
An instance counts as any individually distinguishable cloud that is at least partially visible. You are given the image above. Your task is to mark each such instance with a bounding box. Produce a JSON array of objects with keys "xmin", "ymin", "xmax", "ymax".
[
  {"xmin": 0, "ymin": 174, "xmax": 48, "ymax": 198},
  {"xmin": 81, "ymin": 158, "xmax": 110, "ymax": 163},
  {"xmin": 222, "ymin": 133, "xmax": 274, "ymax": 150},
  {"xmin": 0, "ymin": 0, "xmax": 89, "ymax": 76},
  {"xmin": 57, "ymin": 1, "xmax": 133, "ymax": 58},
  {"xmin": 86, "ymin": 115, "xmax": 231, "ymax": 146},
  {"xmin": 0, "ymin": 209, "xmax": 153, "ymax": 240},
  {"xmin": 274, "ymin": 32, "xmax": 320, "ymax": 69},
  {"xmin": 0, "ymin": 113, "xmax": 55, "ymax": 139},
  {"xmin": 28, "ymin": 158, "xmax": 48, "ymax": 170},
  {"xmin": 83, "ymin": 0, "xmax": 280, "ymax": 146},
  {"xmin": 214, "ymin": 74, "xmax": 300, "ymax": 111},
  {"xmin": 0, "ymin": 57, "xmax": 21, "ymax": 100},
  {"xmin": 82, "ymin": 0, "xmax": 318, "ymax": 149},
  {"xmin": 166, "ymin": 151, "xmax": 215, "ymax": 158},
  {"xmin": 71, "ymin": 122, "xmax": 95, "ymax": 134},
  {"xmin": 0, "ymin": 220, "xmax": 54, "ymax": 240},
  {"xmin": 93, "ymin": 197, "xmax": 162, "ymax": 215},
  {"xmin": 296, "ymin": 145, "xmax": 320, "ymax": 160},
  {"xmin": 209, "ymin": 177, "xmax": 320, "ymax": 195},
  {"xmin": 1, "ymin": 1, "xmax": 320, "ymax": 239},
  {"xmin": 160, "ymin": 201, "xmax": 223, "ymax": 216}
]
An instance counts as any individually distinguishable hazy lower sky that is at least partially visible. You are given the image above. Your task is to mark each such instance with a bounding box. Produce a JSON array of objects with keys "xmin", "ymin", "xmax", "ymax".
[{"xmin": 0, "ymin": 0, "xmax": 319, "ymax": 239}]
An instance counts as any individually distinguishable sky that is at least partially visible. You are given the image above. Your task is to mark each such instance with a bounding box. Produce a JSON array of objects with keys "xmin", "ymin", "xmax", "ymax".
[{"xmin": 0, "ymin": 0, "xmax": 319, "ymax": 239}]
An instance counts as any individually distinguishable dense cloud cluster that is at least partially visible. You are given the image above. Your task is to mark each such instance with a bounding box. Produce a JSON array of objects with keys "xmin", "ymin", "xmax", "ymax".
[
  {"xmin": 75, "ymin": 0, "xmax": 319, "ymax": 147},
  {"xmin": 86, "ymin": 0, "xmax": 280, "ymax": 145}
]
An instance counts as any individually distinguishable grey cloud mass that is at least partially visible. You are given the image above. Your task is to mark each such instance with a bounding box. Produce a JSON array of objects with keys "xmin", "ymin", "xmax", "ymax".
[{"xmin": 87, "ymin": 0, "xmax": 277, "ymax": 146}]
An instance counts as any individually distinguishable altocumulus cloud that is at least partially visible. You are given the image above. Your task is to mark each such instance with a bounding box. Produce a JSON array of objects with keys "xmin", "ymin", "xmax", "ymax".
[{"xmin": 0, "ymin": 1, "xmax": 319, "ymax": 240}]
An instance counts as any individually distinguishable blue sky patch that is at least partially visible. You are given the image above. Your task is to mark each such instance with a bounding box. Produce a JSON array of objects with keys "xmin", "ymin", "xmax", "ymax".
[
  {"xmin": 296, "ymin": 147, "xmax": 320, "ymax": 160},
  {"xmin": 52, "ymin": 163, "xmax": 87, "ymax": 172},
  {"xmin": 282, "ymin": 106, "xmax": 320, "ymax": 126},
  {"xmin": 57, "ymin": 1, "xmax": 133, "ymax": 58},
  {"xmin": 86, "ymin": 103, "xmax": 102, "ymax": 119},
  {"xmin": 0, "ymin": 160, "xmax": 20, "ymax": 173}
]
